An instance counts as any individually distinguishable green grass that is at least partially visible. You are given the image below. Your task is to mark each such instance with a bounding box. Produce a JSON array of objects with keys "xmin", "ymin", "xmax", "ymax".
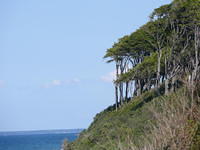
[{"xmin": 67, "ymin": 89, "xmax": 160, "ymax": 150}]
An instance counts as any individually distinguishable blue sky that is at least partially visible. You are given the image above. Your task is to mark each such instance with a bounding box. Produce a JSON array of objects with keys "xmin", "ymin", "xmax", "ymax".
[{"xmin": 0, "ymin": 0, "xmax": 171, "ymax": 131}]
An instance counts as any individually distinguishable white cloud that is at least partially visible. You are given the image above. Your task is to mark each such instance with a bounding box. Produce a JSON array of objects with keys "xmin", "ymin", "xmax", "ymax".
[
  {"xmin": 0, "ymin": 80, "xmax": 5, "ymax": 88},
  {"xmin": 52, "ymin": 80, "xmax": 62, "ymax": 86},
  {"xmin": 65, "ymin": 78, "xmax": 80, "ymax": 84},
  {"xmin": 43, "ymin": 78, "xmax": 80, "ymax": 88},
  {"xmin": 101, "ymin": 71, "xmax": 116, "ymax": 82},
  {"xmin": 72, "ymin": 78, "xmax": 80, "ymax": 83}
]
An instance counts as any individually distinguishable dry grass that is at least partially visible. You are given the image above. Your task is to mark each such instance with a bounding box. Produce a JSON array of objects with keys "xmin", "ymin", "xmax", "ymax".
[
  {"xmin": 146, "ymin": 92, "xmax": 199, "ymax": 150},
  {"xmin": 117, "ymin": 88, "xmax": 200, "ymax": 150}
]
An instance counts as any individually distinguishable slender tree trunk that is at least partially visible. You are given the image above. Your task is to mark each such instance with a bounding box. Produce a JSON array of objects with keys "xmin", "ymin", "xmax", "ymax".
[
  {"xmin": 156, "ymin": 50, "xmax": 162, "ymax": 89},
  {"xmin": 191, "ymin": 25, "xmax": 200, "ymax": 102},
  {"xmin": 137, "ymin": 80, "xmax": 142, "ymax": 96},
  {"xmin": 161, "ymin": 75, "xmax": 165, "ymax": 83},
  {"xmin": 119, "ymin": 60, "xmax": 127, "ymax": 106},
  {"xmin": 130, "ymin": 81, "xmax": 135, "ymax": 98},
  {"xmin": 147, "ymin": 79, "xmax": 151, "ymax": 91},
  {"xmin": 115, "ymin": 63, "xmax": 119, "ymax": 110},
  {"xmin": 165, "ymin": 77, "xmax": 169, "ymax": 95},
  {"xmin": 194, "ymin": 26, "xmax": 200, "ymax": 81},
  {"xmin": 165, "ymin": 57, "xmax": 169, "ymax": 95},
  {"xmin": 135, "ymin": 80, "xmax": 138, "ymax": 96},
  {"xmin": 171, "ymin": 76, "xmax": 176, "ymax": 92},
  {"xmin": 125, "ymin": 81, "xmax": 129, "ymax": 103},
  {"xmin": 125, "ymin": 62, "xmax": 129, "ymax": 103},
  {"xmin": 115, "ymin": 84, "xmax": 118, "ymax": 110},
  {"xmin": 119, "ymin": 82, "xmax": 123, "ymax": 106},
  {"xmin": 170, "ymin": 59, "xmax": 177, "ymax": 92},
  {"xmin": 119, "ymin": 62, "xmax": 123, "ymax": 106}
]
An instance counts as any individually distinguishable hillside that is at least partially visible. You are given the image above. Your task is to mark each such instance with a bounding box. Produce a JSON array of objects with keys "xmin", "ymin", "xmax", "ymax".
[{"xmin": 64, "ymin": 87, "xmax": 200, "ymax": 150}]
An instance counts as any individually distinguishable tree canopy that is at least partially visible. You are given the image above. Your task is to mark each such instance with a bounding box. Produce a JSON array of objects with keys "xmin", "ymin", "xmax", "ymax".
[{"xmin": 104, "ymin": 0, "xmax": 200, "ymax": 109}]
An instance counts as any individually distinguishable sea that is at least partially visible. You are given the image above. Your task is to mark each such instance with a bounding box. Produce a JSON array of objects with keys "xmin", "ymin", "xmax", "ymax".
[{"xmin": 0, "ymin": 129, "xmax": 82, "ymax": 150}]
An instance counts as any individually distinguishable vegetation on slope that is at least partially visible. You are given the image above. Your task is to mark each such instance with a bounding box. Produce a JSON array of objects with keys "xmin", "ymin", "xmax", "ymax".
[{"xmin": 65, "ymin": 86, "xmax": 199, "ymax": 150}]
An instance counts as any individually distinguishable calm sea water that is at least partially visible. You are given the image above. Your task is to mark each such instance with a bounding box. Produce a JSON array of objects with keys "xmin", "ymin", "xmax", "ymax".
[{"xmin": 0, "ymin": 130, "xmax": 81, "ymax": 150}]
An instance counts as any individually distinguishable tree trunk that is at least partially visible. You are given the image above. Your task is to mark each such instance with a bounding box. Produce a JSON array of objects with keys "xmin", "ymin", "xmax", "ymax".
[
  {"xmin": 165, "ymin": 77, "xmax": 169, "ymax": 95},
  {"xmin": 147, "ymin": 78, "xmax": 151, "ymax": 91},
  {"xmin": 115, "ymin": 84, "xmax": 118, "ymax": 110},
  {"xmin": 137, "ymin": 80, "xmax": 142, "ymax": 96},
  {"xmin": 156, "ymin": 50, "xmax": 162, "ymax": 88},
  {"xmin": 115, "ymin": 64, "xmax": 119, "ymax": 110},
  {"xmin": 165, "ymin": 57, "xmax": 169, "ymax": 95},
  {"xmin": 119, "ymin": 82, "xmax": 123, "ymax": 106},
  {"xmin": 194, "ymin": 26, "xmax": 200, "ymax": 81},
  {"xmin": 171, "ymin": 76, "xmax": 176, "ymax": 92},
  {"xmin": 125, "ymin": 81, "xmax": 129, "ymax": 103},
  {"xmin": 170, "ymin": 58, "xmax": 178, "ymax": 92},
  {"xmin": 119, "ymin": 61, "xmax": 126, "ymax": 106},
  {"xmin": 191, "ymin": 25, "xmax": 200, "ymax": 102}
]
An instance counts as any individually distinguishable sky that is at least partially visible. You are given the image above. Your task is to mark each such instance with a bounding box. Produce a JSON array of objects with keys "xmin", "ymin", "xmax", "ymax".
[{"xmin": 0, "ymin": 0, "xmax": 171, "ymax": 132}]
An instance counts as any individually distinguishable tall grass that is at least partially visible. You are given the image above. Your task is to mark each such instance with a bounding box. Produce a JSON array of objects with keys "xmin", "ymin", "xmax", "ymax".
[{"xmin": 117, "ymin": 88, "xmax": 200, "ymax": 150}]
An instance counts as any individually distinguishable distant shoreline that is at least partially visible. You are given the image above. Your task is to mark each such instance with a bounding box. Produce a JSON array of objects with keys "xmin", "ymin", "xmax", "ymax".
[{"xmin": 0, "ymin": 129, "xmax": 84, "ymax": 136}]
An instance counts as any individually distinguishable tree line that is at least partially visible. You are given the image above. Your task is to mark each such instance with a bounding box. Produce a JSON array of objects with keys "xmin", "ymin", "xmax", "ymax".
[{"xmin": 104, "ymin": 0, "xmax": 200, "ymax": 110}]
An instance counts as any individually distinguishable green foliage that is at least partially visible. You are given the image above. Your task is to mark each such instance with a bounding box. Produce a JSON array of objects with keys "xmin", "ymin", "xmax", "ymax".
[
  {"xmin": 151, "ymin": 4, "xmax": 171, "ymax": 19},
  {"xmin": 116, "ymin": 52, "xmax": 157, "ymax": 83},
  {"xmin": 67, "ymin": 90, "xmax": 160, "ymax": 150},
  {"xmin": 116, "ymin": 49, "xmax": 169, "ymax": 84},
  {"xmin": 104, "ymin": 0, "xmax": 200, "ymax": 87}
]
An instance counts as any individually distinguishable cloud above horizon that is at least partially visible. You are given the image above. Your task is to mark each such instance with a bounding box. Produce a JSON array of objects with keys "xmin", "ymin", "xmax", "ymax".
[
  {"xmin": 43, "ymin": 78, "xmax": 80, "ymax": 88},
  {"xmin": 101, "ymin": 71, "xmax": 116, "ymax": 83},
  {"xmin": 0, "ymin": 80, "xmax": 5, "ymax": 88}
]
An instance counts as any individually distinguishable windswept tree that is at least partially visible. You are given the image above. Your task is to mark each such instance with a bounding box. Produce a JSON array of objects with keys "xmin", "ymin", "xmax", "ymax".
[
  {"xmin": 104, "ymin": 44, "xmax": 121, "ymax": 110},
  {"xmin": 104, "ymin": 36, "xmax": 132, "ymax": 109},
  {"xmin": 148, "ymin": 6, "xmax": 170, "ymax": 88}
]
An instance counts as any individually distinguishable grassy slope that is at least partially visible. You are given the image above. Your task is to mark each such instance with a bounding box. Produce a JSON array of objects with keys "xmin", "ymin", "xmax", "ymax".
[{"xmin": 67, "ymin": 88, "xmax": 200, "ymax": 150}]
